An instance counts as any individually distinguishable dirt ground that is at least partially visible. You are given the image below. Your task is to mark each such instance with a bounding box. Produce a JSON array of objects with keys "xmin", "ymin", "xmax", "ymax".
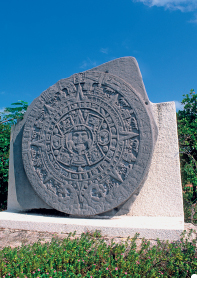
[{"xmin": 0, "ymin": 223, "xmax": 196, "ymax": 251}]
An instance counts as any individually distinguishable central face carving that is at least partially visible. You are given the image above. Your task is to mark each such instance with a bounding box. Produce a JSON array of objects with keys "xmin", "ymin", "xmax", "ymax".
[
  {"xmin": 72, "ymin": 130, "xmax": 88, "ymax": 146},
  {"xmin": 22, "ymin": 71, "xmax": 155, "ymax": 216},
  {"xmin": 51, "ymin": 105, "xmax": 115, "ymax": 174},
  {"xmin": 67, "ymin": 126, "xmax": 92, "ymax": 155}
]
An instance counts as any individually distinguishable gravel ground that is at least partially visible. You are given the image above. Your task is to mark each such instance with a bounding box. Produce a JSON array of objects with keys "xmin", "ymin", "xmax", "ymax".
[{"xmin": 0, "ymin": 223, "xmax": 196, "ymax": 251}]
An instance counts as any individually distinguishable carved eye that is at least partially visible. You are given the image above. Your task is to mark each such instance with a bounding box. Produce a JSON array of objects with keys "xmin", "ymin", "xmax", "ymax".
[{"xmin": 53, "ymin": 128, "xmax": 58, "ymax": 135}]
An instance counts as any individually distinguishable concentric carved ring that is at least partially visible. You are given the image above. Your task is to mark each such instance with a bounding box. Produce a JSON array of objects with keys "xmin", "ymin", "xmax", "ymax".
[{"xmin": 22, "ymin": 71, "xmax": 155, "ymax": 216}]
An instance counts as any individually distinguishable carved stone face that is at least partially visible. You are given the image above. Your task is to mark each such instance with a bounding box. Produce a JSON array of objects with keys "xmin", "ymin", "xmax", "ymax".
[
  {"xmin": 22, "ymin": 71, "xmax": 156, "ymax": 216},
  {"xmin": 72, "ymin": 130, "xmax": 88, "ymax": 145},
  {"xmin": 70, "ymin": 129, "xmax": 89, "ymax": 155}
]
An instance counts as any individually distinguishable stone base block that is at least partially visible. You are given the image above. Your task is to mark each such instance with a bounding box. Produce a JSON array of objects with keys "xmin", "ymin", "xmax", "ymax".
[
  {"xmin": 0, "ymin": 211, "xmax": 184, "ymax": 241},
  {"xmin": 7, "ymin": 102, "xmax": 184, "ymax": 218},
  {"xmin": 5, "ymin": 57, "xmax": 184, "ymax": 240}
]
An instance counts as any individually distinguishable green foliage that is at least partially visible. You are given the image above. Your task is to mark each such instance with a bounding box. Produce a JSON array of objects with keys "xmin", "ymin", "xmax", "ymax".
[
  {"xmin": 0, "ymin": 101, "xmax": 28, "ymax": 210},
  {"xmin": 1, "ymin": 101, "xmax": 28, "ymax": 125},
  {"xmin": 177, "ymin": 90, "xmax": 197, "ymax": 224},
  {"xmin": 0, "ymin": 230, "xmax": 197, "ymax": 278},
  {"xmin": 0, "ymin": 122, "xmax": 10, "ymax": 210}
]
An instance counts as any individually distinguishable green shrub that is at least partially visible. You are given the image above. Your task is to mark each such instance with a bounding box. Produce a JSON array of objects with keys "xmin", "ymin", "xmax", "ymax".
[
  {"xmin": 177, "ymin": 90, "xmax": 197, "ymax": 224},
  {"xmin": 0, "ymin": 230, "xmax": 196, "ymax": 278},
  {"xmin": 0, "ymin": 101, "xmax": 28, "ymax": 211},
  {"xmin": 0, "ymin": 119, "xmax": 10, "ymax": 211}
]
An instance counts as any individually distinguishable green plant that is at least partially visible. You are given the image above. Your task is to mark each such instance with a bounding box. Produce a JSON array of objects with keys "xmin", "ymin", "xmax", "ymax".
[
  {"xmin": 0, "ymin": 121, "xmax": 10, "ymax": 210},
  {"xmin": 0, "ymin": 101, "xmax": 28, "ymax": 125},
  {"xmin": 177, "ymin": 90, "xmax": 197, "ymax": 224},
  {"xmin": 0, "ymin": 230, "xmax": 196, "ymax": 278},
  {"xmin": 0, "ymin": 101, "xmax": 28, "ymax": 210}
]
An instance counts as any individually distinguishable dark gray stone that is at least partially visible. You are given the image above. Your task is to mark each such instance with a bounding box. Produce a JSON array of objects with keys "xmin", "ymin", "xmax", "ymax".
[
  {"xmin": 21, "ymin": 61, "xmax": 158, "ymax": 216},
  {"xmin": 8, "ymin": 116, "xmax": 52, "ymax": 211}
]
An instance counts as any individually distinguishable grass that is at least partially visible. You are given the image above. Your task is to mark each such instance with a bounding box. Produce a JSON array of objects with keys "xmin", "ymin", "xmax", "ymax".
[{"xmin": 0, "ymin": 229, "xmax": 197, "ymax": 278}]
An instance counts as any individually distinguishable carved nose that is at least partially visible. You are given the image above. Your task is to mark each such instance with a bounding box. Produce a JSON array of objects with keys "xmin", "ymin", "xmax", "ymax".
[{"xmin": 78, "ymin": 135, "xmax": 82, "ymax": 142}]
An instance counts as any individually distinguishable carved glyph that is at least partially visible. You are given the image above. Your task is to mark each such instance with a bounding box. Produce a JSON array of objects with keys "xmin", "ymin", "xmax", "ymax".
[{"xmin": 22, "ymin": 71, "xmax": 155, "ymax": 215}]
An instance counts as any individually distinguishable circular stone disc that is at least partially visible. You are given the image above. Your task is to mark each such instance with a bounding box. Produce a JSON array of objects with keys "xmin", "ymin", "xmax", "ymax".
[{"xmin": 22, "ymin": 71, "xmax": 155, "ymax": 216}]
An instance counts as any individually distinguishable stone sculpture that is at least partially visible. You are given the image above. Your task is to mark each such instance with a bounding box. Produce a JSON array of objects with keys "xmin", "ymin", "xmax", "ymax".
[{"xmin": 21, "ymin": 66, "xmax": 158, "ymax": 216}]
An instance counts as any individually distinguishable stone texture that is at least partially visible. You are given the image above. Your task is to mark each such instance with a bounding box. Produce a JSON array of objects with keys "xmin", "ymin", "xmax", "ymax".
[
  {"xmin": 0, "ymin": 211, "xmax": 184, "ymax": 240},
  {"xmin": 0, "ymin": 222, "xmax": 196, "ymax": 250},
  {"xmin": 126, "ymin": 101, "xmax": 184, "ymax": 217},
  {"xmin": 113, "ymin": 101, "xmax": 184, "ymax": 217},
  {"xmin": 7, "ymin": 122, "xmax": 51, "ymax": 211},
  {"xmin": 7, "ymin": 57, "xmax": 183, "ymax": 225},
  {"xmin": 5, "ymin": 56, "xmax": 184, "ymax": 239},
  {"xmin": 91, "ymin": 57, "xmax": 149, "ymax": 102},
  {"xmin": 91, "ymin": 57, "xmax": 158, "ymax": 143},
  {"xmin": 8, "ymin": 100, "xmax": 183, "ymax": 220},
  {"xmin": 19, "ymin": 59, "xmax": 157, "ymax": 216},
  {"xmin": 8, "ymin": 57, "xmax": 156, "ymax": 214}
]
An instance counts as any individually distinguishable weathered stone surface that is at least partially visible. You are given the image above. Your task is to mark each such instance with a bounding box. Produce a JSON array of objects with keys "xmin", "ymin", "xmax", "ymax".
[
  {"xmin": 0, "ymin": 211, "xmax": 185, "ymax": 241},
  {"xmin": 21, "ymin": 69, "xmax": 157, "ymax": 216},
  {"xmin": 118, "ymin": 102, "xmax": 184, "ymax": 217}
]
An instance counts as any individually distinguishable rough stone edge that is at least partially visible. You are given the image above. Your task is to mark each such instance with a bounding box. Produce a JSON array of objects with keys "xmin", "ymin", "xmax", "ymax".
[
  {"xmin": 7, "ymin": 99, "xmax": 52, "ymax": 211},
  {"xmin": 7, "ymin": 57, "xmax": 158, "ymax": 214},
  {"xmin": 89, "ymin": 57, "xmax": 158, "ymax": 144},
  {"xmin": 21, "ymin": 70, "xmax": 158, "ymax": 216},
  {"xmin": 98, "ymin": 101, "xmax": 184, "ymax": 217},
  {"xmin": 119, "ymin": 101, "xmax": 184, "ymax": 217},
  {"xmin": 7, "ymin": 101, "xmax": 183, "ymax": 218}
]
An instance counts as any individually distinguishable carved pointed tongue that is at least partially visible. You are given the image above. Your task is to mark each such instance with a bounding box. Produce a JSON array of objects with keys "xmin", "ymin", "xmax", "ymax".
[
  {"xmin": 118, "ymin": 131, "xmax": 139, "ymax": 142},
  {"xmin": 75, "ymin": 143, "xmax": 85, "ymax": 155},
  {"xmin": 109, "ymin": 168, "xmax": 123, "ymax": 183},
  {"xmin": 76, "ymin": 83, "xmax": 84, "ymax": 101}
]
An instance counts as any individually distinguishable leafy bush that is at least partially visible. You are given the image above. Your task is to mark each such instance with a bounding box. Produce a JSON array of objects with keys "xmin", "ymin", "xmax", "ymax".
[
  {"xmin": 0, "ymin": 121, "xmax": 10, "ymax": 210},
  {"xmin": 0, "ymin": 231, "xmax": 197, "ymax": 278},
  {"xmin": 177, "ymin": 90, "xmax": 197, "ymax": 224},
  {"xmin": 0, "ymin": 101, "xmax": 28, "ymax": 210}
]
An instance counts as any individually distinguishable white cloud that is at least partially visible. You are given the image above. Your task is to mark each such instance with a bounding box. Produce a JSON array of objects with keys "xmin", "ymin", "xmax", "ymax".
[
  {"xmin": 79, "ymin": 58, "xmax": 97, "ymax": 69},
  {"xmin": 174, "ymin": 100, "xmax": 184, "ymax": 111},
  {"xmin": 100, "ymin": 48, "xmax": 109, "ymax": 54},
  {"xmin": 187, "ymin": 17, "xmax": 197, "ymax": 23},
  {"xmin": 0, "ymin": 107, "xmax": 5, "ymax": 113},
  {"xmin": 133, "ymin": 0, "xmax": 197, "ymax": 12}
]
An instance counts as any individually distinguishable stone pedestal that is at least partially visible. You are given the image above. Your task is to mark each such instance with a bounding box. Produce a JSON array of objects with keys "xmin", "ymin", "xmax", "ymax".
[
  {"xmin": 0, "ymin": 57, "xmax": 184, "ymax": 240},
  {"xmin": 0, "ymin": 212, "xmax": 183, "ymax": 240},
  {"xmin": 2, "ymin": 100, "xmax": 184, "ymax": 240}
]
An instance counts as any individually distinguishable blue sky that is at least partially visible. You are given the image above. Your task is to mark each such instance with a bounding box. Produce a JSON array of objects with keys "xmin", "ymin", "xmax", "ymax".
[{"xmin": 0, "ymin": 0, "xmax": 197, "ymax": 112}]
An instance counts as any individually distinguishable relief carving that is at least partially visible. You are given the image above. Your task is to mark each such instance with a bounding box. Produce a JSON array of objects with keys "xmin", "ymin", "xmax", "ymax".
[{"xmin": 22, "ymin": 71, "xmax": 156, "ymax": 216}]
